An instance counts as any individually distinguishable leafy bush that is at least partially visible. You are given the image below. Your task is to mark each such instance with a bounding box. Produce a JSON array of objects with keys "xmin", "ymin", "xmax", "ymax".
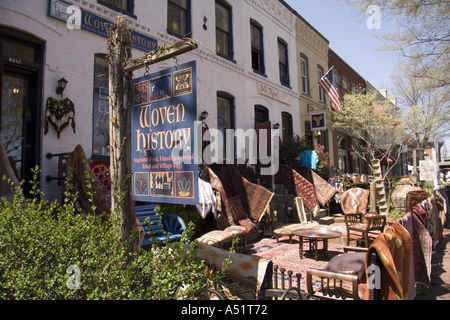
[
  {"xmin": 0, "ymin": 167, "xmax": 227, "ymax": 300},
  {"xmin": 281, "ymin": 134, "xmax": 310, "ymax": 167}
]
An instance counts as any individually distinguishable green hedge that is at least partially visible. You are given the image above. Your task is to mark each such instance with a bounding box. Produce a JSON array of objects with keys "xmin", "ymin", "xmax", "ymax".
[{"xmin": 0, "ymin": 168, "xmax": 227, "ymax": 300}]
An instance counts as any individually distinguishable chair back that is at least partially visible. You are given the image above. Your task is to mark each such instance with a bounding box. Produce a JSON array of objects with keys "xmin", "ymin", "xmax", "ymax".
[
  {"xmin": 367, "ymin": 214, "xmax": 386, "ymax": 233},
  {"xmin": 344, "ymin": 212, "xmax": 363, "ymax": 227}
]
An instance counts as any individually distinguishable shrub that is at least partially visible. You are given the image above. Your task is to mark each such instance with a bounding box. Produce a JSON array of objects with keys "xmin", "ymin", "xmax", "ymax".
[{"xmin": 0, "ymin": 167, "xmax": 227, "ymax": 300}]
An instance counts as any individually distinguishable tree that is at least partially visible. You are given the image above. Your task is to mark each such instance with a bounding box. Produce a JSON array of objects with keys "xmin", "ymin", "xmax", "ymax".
[
  {"xmin": 390, "ymin": 63, "xmax": 450, "ymax": 170},
  {"xmin": 332, "ymin": 88, "xmax": 411, "ymax": 180},
  {"xmin": 333, "ymin": 0, "xmax": 450, "ymax": 89}
]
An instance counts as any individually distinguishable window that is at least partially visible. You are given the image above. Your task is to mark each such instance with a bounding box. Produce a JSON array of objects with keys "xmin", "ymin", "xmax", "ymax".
[
  {"xmin": 317, "ymin": 66, "xmax": 326, "ymax": 103},
  {"xmin": 282, "ymin": 112, "xmax": 293, "ymax": 141},
  {"xmin": 98, "ymin": 0, "xmax": 134, "ymax": 16},
  {"xmin": 167, "ymin": 0, "xmax": 191, "ymax": 38},
  {"xmin": 216, "ymin": 0, "xmax": 233, "ymax": 59},
  {"xmin": 254, "ymin": 105, "xmax": 269, "ymax": 125},
  {"xmin": 92, "ymin": 54, "xmax": 110, "ymax": 159},
  {"xmin": 217, "ymin": 92, "xmax": 235, "ymax": 160},
  {"xmin": 343, "ymin": 77, "xmax": 348, "ymax": 92},
  {"xmin": 300, "ymin": 55, "xmax": 309, "ymax": 95},
  {"xmin": 250, "ymin": 20, "xmax": 264, "ymax": 74},
  {"xmin": 278, "ymin": 38, "xmax": 289, "ymax": 86}
]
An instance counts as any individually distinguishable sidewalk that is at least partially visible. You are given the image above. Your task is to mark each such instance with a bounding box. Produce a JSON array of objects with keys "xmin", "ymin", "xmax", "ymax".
[{"xmin": 415, "ymin": 219, "xmax": 450, "ymax": 300}]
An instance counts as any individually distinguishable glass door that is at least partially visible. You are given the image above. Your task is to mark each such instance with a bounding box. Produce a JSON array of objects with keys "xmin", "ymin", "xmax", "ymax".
[{"xmin": 1, "ymin": 70, "xmax": 39, "ymax": 195}]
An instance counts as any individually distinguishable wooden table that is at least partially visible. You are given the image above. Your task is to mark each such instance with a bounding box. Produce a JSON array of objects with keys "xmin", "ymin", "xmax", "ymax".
[{"xmin": 292, "ymin": 229, "xmax": 342, "ymax": 261}]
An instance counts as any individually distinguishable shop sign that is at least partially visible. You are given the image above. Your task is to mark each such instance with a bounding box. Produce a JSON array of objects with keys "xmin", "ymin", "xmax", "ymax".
[
  {"xmin": 131, "ymin": 61, "xmax": 198, "ymax": 205},
  {"xmin": 257, "ymin": 81, "xmax": 291, "ymax": 105},
  {"xmin": 310, "ymin": 112, "xmax": 326, "ymax": 131},
  {"xmin": 47, "ymin": 0, "xmax": 157, "ymax": 52}
]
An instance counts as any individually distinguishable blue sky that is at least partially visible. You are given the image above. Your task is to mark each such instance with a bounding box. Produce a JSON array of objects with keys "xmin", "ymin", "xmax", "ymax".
[{"xmin": 285, "ymin": 0, "xmax": 398, "ymax": 91}]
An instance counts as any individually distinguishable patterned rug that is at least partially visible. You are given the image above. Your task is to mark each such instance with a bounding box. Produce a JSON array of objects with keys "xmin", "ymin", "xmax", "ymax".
[{"xmin": 247, "ymin": 235, "xmax": 346, "ymax": 292}]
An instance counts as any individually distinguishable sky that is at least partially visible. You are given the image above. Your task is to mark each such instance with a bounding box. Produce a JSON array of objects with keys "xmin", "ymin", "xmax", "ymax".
[{"xmin": 285, "ymin": 0, "xmax": 399, "ymax": 91}]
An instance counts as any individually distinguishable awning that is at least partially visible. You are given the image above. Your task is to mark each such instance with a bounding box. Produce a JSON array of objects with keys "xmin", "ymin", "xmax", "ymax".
[{"xmin": 439, "ymin": 160, "xmax": 450, "ymax": 168}]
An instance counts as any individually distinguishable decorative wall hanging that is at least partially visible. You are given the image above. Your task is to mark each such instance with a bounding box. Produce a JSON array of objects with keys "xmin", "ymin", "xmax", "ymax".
[{"xmin": 44, "ymin": 97, "xmax": 76, "ymax": 139}]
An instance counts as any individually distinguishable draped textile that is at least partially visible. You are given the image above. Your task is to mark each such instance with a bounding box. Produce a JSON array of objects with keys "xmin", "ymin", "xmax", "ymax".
[
  {"xmin": 66, "ymin": 145, "xmax": 111, "ymax": 219},
  {"xmin": 44, "ymin": 97, "xmax": 76, "ymax": 139},
  {"xmin": 405, "ymin": 190, "xmax": 430, "ymax": 213},
  {"xmin": 0, "ymin": 138, "xmax": 21, "ymax": 203},
  {"xmin": 196, "ymin": 178, "xmax": 217, "ymax": 219},
  {"xmin": 422, "ymin": 196, "xmax": 442, "ymax": 249},
  {"xmin": 340, "ymin": 187, "xmax": 370, "ymax": 214},
  {"xmin": 364, "ymin": 222, "xmax": 411, "ymax": 300},
  {"xmin": 209, "ymin": 164, "xmax": 273, "ymax": 224},
  {"xmin": 399, "ymin": 212, "xmax": 432, "ymax": 299},
  {"xmin": 196, "ymin": 242, "xmax": 272, "ymax": 300},
  {"xmin": 311, "ymin": 170, "xmax": 337, "ymax": 206},
  {"xmin": 275, "ymin": 164, "xmax": 318, "ymax": 212}
]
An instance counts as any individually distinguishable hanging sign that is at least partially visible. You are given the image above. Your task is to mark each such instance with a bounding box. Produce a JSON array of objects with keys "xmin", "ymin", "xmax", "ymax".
[
  {"xmin": 310, "ymin": 112, "xmax": 326, "ymax": 131},
  {"xmin": 131, "ymin": 61, "xmax": 198, "ymax": 205}
]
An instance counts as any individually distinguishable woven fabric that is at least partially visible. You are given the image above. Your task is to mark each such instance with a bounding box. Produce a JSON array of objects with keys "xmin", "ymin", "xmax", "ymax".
[
  {"xmin": 196, "ymin": 242, "xmax": 272, "ymax": 300},
  {"xmin": 275, "ymin": 164, "xmax": 318, "ymax": 212},
  {"xmin": 365, "ymin": 222, "xmax": 411, "ymax": 300},
  {"xmin": 405, "ymin": 190, "xmax": 430, "ymax": 213},
  {"xmin": 340, "ymin": 188, "xmax": 370, "ymax": 214},
  {"xmin": 209, "ymin": 165, "xmax": 273, "ymax": 223},
  {"xmin": 311, "ymin": 170, "xmax": 337, "ymax": 206}
]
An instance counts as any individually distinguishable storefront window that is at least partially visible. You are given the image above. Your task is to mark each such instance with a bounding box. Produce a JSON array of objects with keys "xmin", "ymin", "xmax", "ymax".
[{"xmin": 92, "ymin": 54, "xmax": 110, "ymax": 158}]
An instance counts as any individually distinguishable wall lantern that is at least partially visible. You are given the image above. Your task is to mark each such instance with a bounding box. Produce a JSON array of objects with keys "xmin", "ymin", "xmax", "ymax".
[
  {"xmin": 200, "ymin": 110, "xmax": 209, "ymax": 121},
  {"xmin": 56, "ymin": 77, "xmax": 68, "ymax": 98},
  {"xmin": 273, "ymin": 123, "xmax": 280, "ymax": 130}
]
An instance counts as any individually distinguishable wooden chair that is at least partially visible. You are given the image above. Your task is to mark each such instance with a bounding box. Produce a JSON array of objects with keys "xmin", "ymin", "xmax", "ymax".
[
  {"xmin": 306, "ymin": 246, "xmax": 380, "ymax": 300},
  {"xmin": 345, "ymin": 213, "xmax": 386, "ymax": 247}
]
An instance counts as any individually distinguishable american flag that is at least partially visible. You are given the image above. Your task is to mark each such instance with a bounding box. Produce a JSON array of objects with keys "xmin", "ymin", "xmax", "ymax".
[{"xmin": 319, "ymin": 68, "xmax": 340, "ymax": 111}]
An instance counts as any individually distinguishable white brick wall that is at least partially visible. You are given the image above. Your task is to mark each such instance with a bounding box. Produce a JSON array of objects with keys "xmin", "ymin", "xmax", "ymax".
[{"xmin": 0, "ymin": 0, "xmax": 311, "ymax": 202}]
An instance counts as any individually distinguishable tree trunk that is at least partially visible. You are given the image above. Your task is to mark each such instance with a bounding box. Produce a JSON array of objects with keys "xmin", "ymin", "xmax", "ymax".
[{"xmin": 108, "ymin": 16, "xmax": 136, "ymax": 254}]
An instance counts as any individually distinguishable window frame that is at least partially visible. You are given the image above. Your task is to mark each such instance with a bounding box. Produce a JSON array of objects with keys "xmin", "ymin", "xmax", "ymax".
[
  {"xmin": 254, "ymin": 105, "xmax": 269, "ymax": 125},
  {"xmin": 167, "ymin": 0, "xmax": 191, "ymax": 39},
  {"xmin": 300, "ymin": 54, "xmax": 310, "ymax": 95},
  {"xmin": 217, "ymin": 91, "xmax": 236, "ymax": 161},
  {"xmin": 97, "ymin": 0, "xmax": 135, "ymax": 18},
  {"xmin": 282, "ymin": 111, "xmax": 293, "ymax": 142},
  {"xmin": 317, "ymin": 66, "xmax": 326, "ymax": 103},
  {"xmin": 215, "ymin": 0, "xmax": 234, "ymax": 61},
  {"xmin": 250, "ymin": 19, "xmax": 265, "ymax": 76},
  {"xmin": 278, "ymin": 37, "xmax": 290, "ymax": 87}
]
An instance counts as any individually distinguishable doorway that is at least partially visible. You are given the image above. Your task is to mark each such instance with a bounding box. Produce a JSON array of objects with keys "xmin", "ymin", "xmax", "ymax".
[{"xmin": 1, "ymin": 28, "xmax": 44, "ymax": 197}]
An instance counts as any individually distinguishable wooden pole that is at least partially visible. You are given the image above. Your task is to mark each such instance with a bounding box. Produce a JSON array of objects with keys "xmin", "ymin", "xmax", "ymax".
[
  {"xmin": 108, "ymin": 16, "xmax": 136, "ymax": 253},
  {"xmin": 124, "ymin": 40, "xmax": 198, "ymax": 73}
]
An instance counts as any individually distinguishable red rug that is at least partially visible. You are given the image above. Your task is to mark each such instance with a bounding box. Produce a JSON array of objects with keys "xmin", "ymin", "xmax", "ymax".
[{"xmin": 248, "ymin": 237, "xmax": 346, "ymax": 292}]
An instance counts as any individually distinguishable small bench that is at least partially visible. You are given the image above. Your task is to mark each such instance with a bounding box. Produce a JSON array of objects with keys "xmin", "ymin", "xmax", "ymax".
[{"xmin": 135, "ymin": 204, "xmax": 187, "ymax": 248}]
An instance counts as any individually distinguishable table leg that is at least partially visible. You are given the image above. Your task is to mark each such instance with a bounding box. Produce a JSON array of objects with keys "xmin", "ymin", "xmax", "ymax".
[
  {"xmin": 323, "ymin": 239, "xmax": 328, "ymax": 259},
  {"xmin": 311, "ymin": 239, "xmax": 318, "ymax": 261},
  {"xmin": 299, "ymin": 236, "xmax": 304, "ymax": 259}
]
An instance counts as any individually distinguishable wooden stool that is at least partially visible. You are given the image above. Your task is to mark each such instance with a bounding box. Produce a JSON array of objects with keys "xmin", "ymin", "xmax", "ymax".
[{"xmin": 224, "ymin": 225, "xmax": 247, "ymax": 253}]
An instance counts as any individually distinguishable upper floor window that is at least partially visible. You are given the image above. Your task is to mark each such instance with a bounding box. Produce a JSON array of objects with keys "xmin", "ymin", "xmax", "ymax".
[
  {"xmin": 300, "ymin": 55, "xmax": 310, "ymax": 95},
  {"xmin": 216, "ymin": 0, "xmax": 233, "ymax": 60},
  {"xmin": 250, "ymin": 20, "xmax": 265, "ymax": 74},
  {"xmin": 317, "ymin": 66, "xmax": 326, "ymax": 103},
  {"xmin": 98, "ymin": 0, "xmax": 134, "ymax": 17},
  {"xmin": 168, "ymin": 0, "xmax": 191, "ymax": 38},
  {"xmin": 278, "ymin": 38, "xmax": 289, "ymax": 86}
]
